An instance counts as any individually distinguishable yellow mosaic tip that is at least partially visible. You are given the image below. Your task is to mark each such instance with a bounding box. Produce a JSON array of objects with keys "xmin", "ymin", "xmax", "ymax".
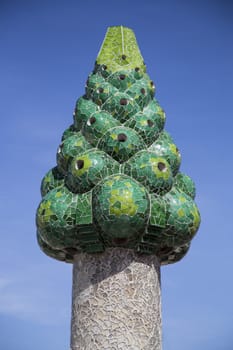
[{"xmin": 96, "ymin": 26, "xmax": 146, "ymax": 73}]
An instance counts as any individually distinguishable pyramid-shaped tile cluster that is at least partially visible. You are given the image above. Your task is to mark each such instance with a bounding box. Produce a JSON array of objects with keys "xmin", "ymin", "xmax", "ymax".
[{"xmin": 36, "ymin": 27, "xmax": 200, "ymax": 265}]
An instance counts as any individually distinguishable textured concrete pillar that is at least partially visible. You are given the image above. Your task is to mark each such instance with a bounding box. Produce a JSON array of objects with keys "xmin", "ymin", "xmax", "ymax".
[{"xmin": 70, "ymin": 248, "xmax": 162, "ymax": 350}]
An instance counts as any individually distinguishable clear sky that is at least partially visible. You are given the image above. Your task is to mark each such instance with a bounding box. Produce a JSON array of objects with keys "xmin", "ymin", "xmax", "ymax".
[{"xmin": 1, "ymin": 0, "xmax": 233, "ymax": 349}]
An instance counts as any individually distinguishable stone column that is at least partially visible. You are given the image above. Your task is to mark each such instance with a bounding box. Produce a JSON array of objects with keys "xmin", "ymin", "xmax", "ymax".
[{"xmin": 70, "ymin": 248, "xmax": 162, "ymax": 350}]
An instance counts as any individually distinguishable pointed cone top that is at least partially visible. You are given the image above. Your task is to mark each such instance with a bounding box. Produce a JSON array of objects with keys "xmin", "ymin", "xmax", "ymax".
[{"xmin": 96, "ymin": 26, "xmax": 146, "ymax": 73}]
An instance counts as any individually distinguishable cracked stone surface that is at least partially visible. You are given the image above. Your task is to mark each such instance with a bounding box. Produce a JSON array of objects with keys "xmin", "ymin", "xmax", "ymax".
[{"xmin": 70, "ymin": 248, "xmax": 162, "ymax": 350}]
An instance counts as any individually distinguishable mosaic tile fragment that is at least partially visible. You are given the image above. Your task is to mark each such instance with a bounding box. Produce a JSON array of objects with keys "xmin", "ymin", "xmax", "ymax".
[
  {"xmin": 57, "ymin": 132, "xmax": 92, "ymax": 174},
  {"xmin": 123, "ymin": 150, "xmax": 173, "ymax": 194},
  {"xmin": 98, "ymin": 126, "xmax": 146, "ymax": 162},
  {"xmin": 66, "ymin": 149, "xmax": 120, "ymax": 193},
  {"xmin": 173, "ymin": 172, "xmax": 196, "ymax": 199},
  {"xmin": 92, "ymin": 174, "xmax": 150, "ymax": 246},
  {"xmin": 74, "ymin": 96, "xmax": 99, "ymax": 130},
  {"xmin": 149, "ymin": 130, "xmax": 181, "ymax": 175},
  {"xmin": 40, "ymin": 166, "xmax": 64, "ymax": 197},
  {"xmin": 82, "ymin": 110, "xmax": 120, "ymax": 146},
  {"xmin": 61, "ymin": 124, "xmax": 78, "ymax": 141}
]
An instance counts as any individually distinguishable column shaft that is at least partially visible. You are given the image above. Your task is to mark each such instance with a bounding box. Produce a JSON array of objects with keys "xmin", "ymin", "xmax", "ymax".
[{"xmin": 70, "ymin": 248, "xmax": 162, "ymax": 350}]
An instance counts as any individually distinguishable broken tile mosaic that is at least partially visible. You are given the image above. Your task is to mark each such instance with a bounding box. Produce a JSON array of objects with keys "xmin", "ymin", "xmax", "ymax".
[{"xmin": 36, "ymin": 26, "xmax": 200, "ymax": 265}]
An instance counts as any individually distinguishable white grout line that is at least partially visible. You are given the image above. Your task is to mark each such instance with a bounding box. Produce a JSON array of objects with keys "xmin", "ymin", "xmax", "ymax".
[{"xmin": 121, "ymin": 25, "xmax": 125, "ymax": 55}]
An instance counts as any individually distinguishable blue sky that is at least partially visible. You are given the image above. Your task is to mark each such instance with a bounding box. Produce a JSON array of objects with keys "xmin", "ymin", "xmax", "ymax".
[{"xmin": 1, "ymin": 0, "xmax": 233, "ymax": 349}]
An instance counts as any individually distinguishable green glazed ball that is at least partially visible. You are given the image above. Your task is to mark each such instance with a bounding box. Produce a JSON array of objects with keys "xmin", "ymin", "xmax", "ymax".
[
  {"xmin": 61, "ymin": 124, "xmax": 78, "ymax": 141},
  {"xmin": 102, "ymin": 92, "xmax": 140, "ymax": 123},
  {"xmin": 91, "ymin": 82, "xmax": 118, "ymax": 106},
  {"xmin": 126, "ymin": 79, "xmax": 151, "ymax": 109},
  {"xmin": 163, "ymin": 188, "xmax": 201, "ymax": 246},
  {"xmin": 159, "ymin": 243, "xmax": 190, "ymax": 265},
  {"xmin": 65, "ymin": 149, "xmax": 120, "ymax": 193},
  {"xmin": 56, "ymin": 133, "xmax": 92, "ymax": 174},
  {"xmin": 37, "ymin": 231, "xmax": 73, "ymax": 263},
  {"xmin": 82, "ymin": 110, "xmax": 120, "ymax": 146},
  {"xmin": 143, "ymin": 73, "xmax": 156, "ymax": 98},
  {"xmin": 92, "ymin": 174, "xmax": 150, "ymax": 244},
  {"xmin": 149, "ymin": 130, "xmax": 181, "ymax": 175},
  {"xmin": 143, "ymin": 99, "xmax": 166, "ymax": 133},
  {"xmin": 106, "ymin": 70, "xmax": 136, "ymax": 91},
  {"xmin": 157, "ymin": 130, "xmax": 174, "ymax": 143},
  {"xmin": 93, "ymin": 63, "xmax": 112, "ymax": 79},
  {"xmin": 98, "ymin": 126, "xmax": 146, "ymax": 162},
  {"xmin": 144, "ymin": 99, "xmax": 165, "ymax": 118},
  {"xmin": 124, "ymin": 110, "xmax": 164, "ymax": 146},
  {"xmin": 123, "ymin": 150, "xmax": 173, "ymax": 194},
  {"xmin": 133, "ymin": 66, "xmax": 145, "ymax": 80},
  {"xmin": 36, "ymin": 187, "xmax": 79, "ymax": 249},
  {"xmin": 40, "ymin": 166, "xmax": 64, "ymax": 197},
  {"xmin": 85, "ymin": 73, "xmax": 105, "ymax": 98},
  {"xmin": 124, "ymin": 99, "xmax": 165, "ymax": 146},
  {"xmin": 173, "ymin": 172, "xmax": 196, "ymax": 199},
  {"xmin": 74, "ymin": 96, "xmax": 100, "ymax": 130}
]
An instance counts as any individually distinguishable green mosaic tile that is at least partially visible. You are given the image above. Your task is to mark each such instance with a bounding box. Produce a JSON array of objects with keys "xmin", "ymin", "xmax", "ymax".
[
  {"xmin": 37, "ymin": 230, "xmax": 74, "ymax": 263},
  {"xmin": 74, "ymin": 96, "xmax": 99, "ymax": 130},
  {"xmin": 95, "ymin": 26, "xmax": 146, "ymax": 73},
  {"xmin": 159, "ymin": 243, "xmax": 190, "ymax": 265},
  {"xmin": 40, "ymin": 166, "xmax": 64, "ymax": 197},
  {"xmin": 82, "ymin": 110, "xmax": 120, "ymax": 146},
  {"xmin": 85, "ymin": 73, "xmax": 106, "ymax": 98},
  {"xmin": 124, "ymin": 109, "xmax": 164, "ymax": 146},
  {"xmin": 37, "ymin": 187, "xmax": 80, "ymax": 249},
  {"xmin": 91, "ymin": 82, "xmax": 118, "ymax": 106},
  {"xmin": 125, "ymin": 78, "xmax": 152, "ymax": 109},
  {"xmin": 123, "ymin": 151, "xmax": 173, "ymax": 194},
  {"xmin": 57, "ymin": 132, "xmax": 92, "ymax": 174},
  {"xmin": 36, "ymin": 26, "xmax": 201, "ymax": 265},
  {"xmin": 102, "ymin": 92, "xmax": 140, "ymax": 123},
  {"xmin": 162, "ymin": 188, "xmax": 201, "ymax": 246},
  {"xmin": 149, "ymin": 195, "xmax": 167, "ymax": 228},
  {"xmin": 61, "ymin": 124, "xmax": 78, "ymax": 141},
  {"xmin": 92, "ymin": 174, "xmax": 150, "ymax": 245},
  {"xmin": 98, "ymin": 126, "xmax": 146, "ymax": 162},
  {"xmin": 106, "ymin": 70, "xmax": 136, "ymax": 91},
  {"xmin": 149, "ymin": 130, "xmax": 181, "ymax": 176},
  {"xmin": 173, "ymin": 172, "xmax": 196, "ymax": 199},
  {"xmin": 66, "ymin": 149, "xmax": 120, "ymax": 193}
]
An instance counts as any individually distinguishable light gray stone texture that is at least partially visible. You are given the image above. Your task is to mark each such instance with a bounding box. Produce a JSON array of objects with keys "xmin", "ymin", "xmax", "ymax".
[{"xmin": 70, "ymin": 248, "xmax": 162, "ymax": 350}]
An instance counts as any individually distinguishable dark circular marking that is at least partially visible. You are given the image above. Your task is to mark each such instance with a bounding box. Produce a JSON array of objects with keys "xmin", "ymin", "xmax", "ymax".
[
  {"xmin": 98, "ymin": 87, "xmax": 104, "ymax": 93},
  {"xmin": 158, "ymin": 162, "xmax": 166, "ymax": 172},
  {"xmin": 147, "ymin": 120, "xmax": 154, "ymax": 127},
  {"xmin": 135, "ymin": 67, "xmax": 140, "ymax": 72},
  {"xmin": 77, "ymin": 159, "xmax": 84, "ymax": 169},
  {"xmin": 117, "ymin": 133, "xmax": 127, "ymax": 142},
  {"xmin": 120, "ymin": 98, "xmax": 128, "ymax": 106},
  {"xmin": 141, "ymin": 88, "xmax": 146, "ymax": 95},
  {"xmin": 119, "ymin": 74, "xmax": 126, "ymax": 80},
  {"xmin": 89, "ymin": 116, "xmax": 96, "ymax": 124},
  {"xmin": 121, "ymin": 54, "xmax": 127, "ymax": 60}
]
